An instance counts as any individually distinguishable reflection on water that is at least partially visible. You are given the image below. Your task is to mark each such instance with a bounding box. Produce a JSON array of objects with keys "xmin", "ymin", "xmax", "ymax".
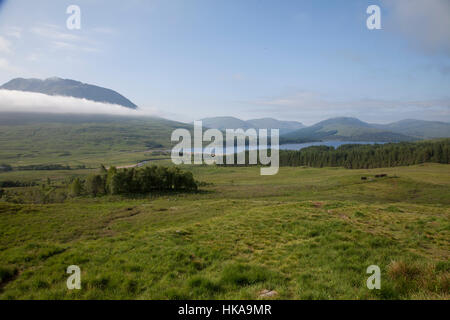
[{"xmin": 279, "ymin": 141, "xmax": 386, "ymax": 151}]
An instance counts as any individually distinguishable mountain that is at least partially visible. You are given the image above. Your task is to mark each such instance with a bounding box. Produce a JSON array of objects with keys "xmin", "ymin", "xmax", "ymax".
[
  {"xmin": 373, "ymin": 119, "xmax": 450, "ymax": 139},
  {"xmin": 200, "ymin": 116, "xmax": 305, "ymax": 135},
  {"xmin": 247, "ymin": 118, "xmax": 305, "ymax": 134},
  {"xmin": 281, "ymin": 117, "xmax": 415, "ymax": 143},
  {"xmin": 201, "ymin": 117, "xmax": 250, "ymax": 130},
  {"xmin": 0, "ymin": 77, "xmax": 138, "ymax": 109}
]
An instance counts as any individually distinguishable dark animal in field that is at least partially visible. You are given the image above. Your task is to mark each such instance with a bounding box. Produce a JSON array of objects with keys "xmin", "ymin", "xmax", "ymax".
[
  {"xmin": 375, "ymin": 174, "xmax": 387, "ymax": 178},
  {"xmin": 361, "ymin": 177, "xmax": 367, "ymax": 180}
]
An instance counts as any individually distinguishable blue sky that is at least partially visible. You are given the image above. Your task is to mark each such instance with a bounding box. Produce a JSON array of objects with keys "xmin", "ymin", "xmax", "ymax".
[{"xmin": 0, "ymin": 0, "xmax": 449, "ymax": 124}]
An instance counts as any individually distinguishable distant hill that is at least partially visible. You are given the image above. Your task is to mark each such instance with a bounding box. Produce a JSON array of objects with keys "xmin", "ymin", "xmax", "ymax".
[
  {"xmin": 0, "ymin": 77, "xmax": 138, "ymax": 109},
  {"xmin": 201, "ymin": 117, "xmax": 250, "ymax": 130},
  {"xmin": 200, "ymin": 116, "xmax": 305, "ymax": 135},
  {"xmin": 281, "ymin": 117, "xmax": 416, "ymax": 143},
  {"xmin": 247, "ymin": 118, "xmax": 306, "ymax": 134},
  {"xmin": 373, "ymin": 119, "xmax": 450, "ymax": 139}
]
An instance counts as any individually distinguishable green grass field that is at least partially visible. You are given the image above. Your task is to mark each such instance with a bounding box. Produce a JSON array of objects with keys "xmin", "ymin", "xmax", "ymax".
[{"xmin": 0, "ymin": 163, "xmax": 448, "ymax": 299}]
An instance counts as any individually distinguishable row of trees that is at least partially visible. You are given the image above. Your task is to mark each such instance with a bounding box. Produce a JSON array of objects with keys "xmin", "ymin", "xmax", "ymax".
[
  {"xmin": 69, "ymin": 165, "xmax": 198, "ymax": 197},
  {"xmin": 17, "ymin": 164, "xmax": 73, "ymax": 171},
  {"xmin": 0, "ymin": 164, "xmax": 12, "ymax": 172},
  {"xmin": 0, "ymin": 164, "xmax": 87, "ymax": 172},
  {"xmin": 278, "ymin": 139, "xmax": 450, "ymax": 169},
  {"xmin": 0, "ymin": 180, "xmax": 37, "ymax": 188}
]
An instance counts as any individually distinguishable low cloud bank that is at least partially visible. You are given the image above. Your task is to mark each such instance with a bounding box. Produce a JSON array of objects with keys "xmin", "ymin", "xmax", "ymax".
[
  {"xmin": 0, "ymin": 89, "xmax": 158, "ymax": 116},
  {"xmin": 383, "ymin": 0, "xmax": 450, "ymax": 55}
]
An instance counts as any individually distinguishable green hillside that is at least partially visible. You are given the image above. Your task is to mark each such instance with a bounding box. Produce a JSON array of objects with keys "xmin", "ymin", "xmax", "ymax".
[
  {"xmin": 0, "ymin": 112, "xmax": 191, "ymax": 168},
  {"xmin": 375, "ymin": 119, "xmax": 450, "ymax": 139}
]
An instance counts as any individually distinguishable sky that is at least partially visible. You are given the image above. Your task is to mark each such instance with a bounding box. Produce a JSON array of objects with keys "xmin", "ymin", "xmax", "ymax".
[{"xmin": 0, "ymin": 0, "xmax": 449, "ymax": 125}]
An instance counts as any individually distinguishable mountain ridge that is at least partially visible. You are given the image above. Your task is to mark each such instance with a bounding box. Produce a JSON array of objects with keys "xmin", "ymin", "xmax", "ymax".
[
  {"xmin": 200, "ymin": 116, "xmax": 305, "ymax": 135},
  {"xmin": 281, "ymin": 117, "xmax": 450, "ymax": 143},
  {"xmin": 0, "ymin": 77, "xmax": 138, "ymax": 110},
  {"xmin": 198, "ymin": 116, "xmax": 450, "ymax": 143}
]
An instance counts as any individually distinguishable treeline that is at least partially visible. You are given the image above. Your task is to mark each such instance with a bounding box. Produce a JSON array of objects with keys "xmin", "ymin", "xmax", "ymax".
[
  {"xmin": 0, "ymin": 164, "xmax": 88, "ymax": 172},
  {"xmin": 69, "ymin": 165, "xmax": 198, "ymax": 197},
  {"xmin": 279, "ymin": 139, "xmax": 450, "ymax": 169},
  {"xmin": 17, "ymin": 164, "xmax": 74, "ymax": 171},
  {"xmin": 0, "ymin": 181, "xmax": 37, "ymax": 188},
  {"xmin": 0, "ymin": 164, "xmax": 12, "ymax": 172}
]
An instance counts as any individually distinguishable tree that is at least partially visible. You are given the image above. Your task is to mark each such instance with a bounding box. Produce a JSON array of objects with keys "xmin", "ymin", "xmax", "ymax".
[
  {"xmin": 85, "ymin": 174, "xmax": 105, "ymax": 196},
  {"xmin": 100, "ymin": 164, "xmax": 108, "ymax": 175},
  {"xmin": 105, "ymin": 166, "xmax": 117, "ymax": 194},
  {"xmin": 69, "ymin": 178, "xmax": 83, "ymax": 197}
]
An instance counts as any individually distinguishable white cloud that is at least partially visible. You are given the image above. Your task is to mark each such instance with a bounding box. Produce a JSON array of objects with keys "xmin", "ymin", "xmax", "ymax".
[
  {"xmin": 255, "ymin": 92, "xmax": 450, "ymax": 110},
  {"xmin": 30, "ymin": 24, "xmax": 100, "ymax": 53},
  {"xmin": 31, "ymin": 24, "xmax": 81, "ymax": 42},
  {"xmin": 5, "ymin": 27, "xmax": 22, "ymax": 39},
  {"xmin": 92, "ymin": 27, "xmax": 116, "ymax": 35},
  {"xmin": 0, "ymin": 58, "xmax": 9, "ymax": 69},
  {"xmin": 0, "ymin": 58, "xmax": 20, "ymax": 73},
  {"xmin": 51, "ymin": 41, "xmax": 99, "ymax": 53},
  {"xmin": 383, "ymin": 0, "xmax": 450, "ymax": 55},
  {"xmin": 27, "ymin": 53, "xmax": 39, "ymax": 62},
  {"xmin": 0, "ymin": 36, "xmax": 12, "ymax": 54},
  {"xmin": 0, "ymin": 90, "xmax": 159, "ymax": 116},
  {"xmin": 248, "ymin": 91, "xmax": 450, "ymax": 124}
]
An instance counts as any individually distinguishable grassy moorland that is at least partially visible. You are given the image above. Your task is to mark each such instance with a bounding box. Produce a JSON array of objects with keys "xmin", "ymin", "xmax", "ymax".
[{"xmin": 0, "ymin": 163, "xmax": 448, "ymax": 300}]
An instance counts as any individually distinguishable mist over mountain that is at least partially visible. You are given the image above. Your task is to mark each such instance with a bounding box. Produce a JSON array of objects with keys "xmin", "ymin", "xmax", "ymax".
[
  {"xmin": 0, "ymin": 77, "xmax": 138, "ymax": 110},
  {"xmin": 200, "ymin": 116, "xmax": 305, "ymax": 135}
]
